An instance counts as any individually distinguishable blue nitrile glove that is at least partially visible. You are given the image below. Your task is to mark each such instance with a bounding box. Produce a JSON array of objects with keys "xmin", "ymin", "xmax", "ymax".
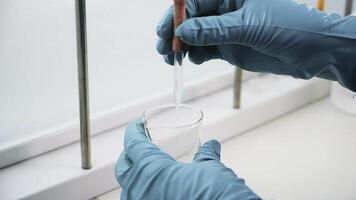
[
  {"xmin": 156, "ymin": 0, "xmax": 356, "ymax": 91},
  {"xmin": 115, "ymin": 120, "xmax": 261, "ymax": 200}
]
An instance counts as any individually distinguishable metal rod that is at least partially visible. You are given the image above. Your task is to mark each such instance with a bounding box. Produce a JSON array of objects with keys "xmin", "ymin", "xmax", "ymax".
[
  {"xmin": 345, "ymin": 0, "xmax": 353, "ymax": 15},
  {"xmin": 233, "ymin": 68, "xmax": 243, "ymax": 109},
  {"xmin": 75, "ymin": 0, "xmax": 92, "ymax": 169}
]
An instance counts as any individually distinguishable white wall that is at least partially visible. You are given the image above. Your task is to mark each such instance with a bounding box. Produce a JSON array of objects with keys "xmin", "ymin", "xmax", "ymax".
[{"xmin": 0, "ymin": 0, "xmax": 234, "ymax": 148}]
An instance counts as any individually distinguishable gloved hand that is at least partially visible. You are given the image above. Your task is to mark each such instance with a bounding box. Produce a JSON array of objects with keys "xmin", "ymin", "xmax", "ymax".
[
  {"xmin": 115, "ymin": 120, "xmax": 261, "ymax": 200},
  {"xmin": 156, "ymin": 0, "xmax": 356, "ymax": 91}
]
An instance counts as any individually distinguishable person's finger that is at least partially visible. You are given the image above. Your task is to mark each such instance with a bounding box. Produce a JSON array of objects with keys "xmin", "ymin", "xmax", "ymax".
[
  {"xmin": 156, "ymin": 0, "xmax": 220, "ymax": 39},
  {"xmin": 115, "ymin": 151, "xmax": 133, "ymax": 179},
  {"xmin": 176, "ymin": 11, "xmax": 244, "ymax": 46},
  {"xmin": 156, "ymin": 38, "xmax": 173, "ymax": 55},
  {"xmin": 124, "ymin": 119, "xmax": 172, "ymax": 162},
  {"xmin": 193, "ymin": 140, "xmax": 221, "ymax": 162},
  {"xmin": 188, "ymin": 46, "xmax": 220, "ymax": 64},
  {"xmin": 185, "ymin": 0, "xmax": 220, "ymax": 18},
  {"xmin": 120, "ymin": 191, "xmax": 128, "ymax": 200},
  {"xmin": 163, "ymin": 53, "xmax": 175, "ymax": 65},
  {"xmin": 156, "ymin": 5, "xmax": 174, "ymax": 39}
]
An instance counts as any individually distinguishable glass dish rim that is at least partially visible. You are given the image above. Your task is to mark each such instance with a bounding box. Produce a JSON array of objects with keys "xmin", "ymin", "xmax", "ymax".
[{"xmin": 142, "ymin": 104, "xmax": 204, "ymax": 139}]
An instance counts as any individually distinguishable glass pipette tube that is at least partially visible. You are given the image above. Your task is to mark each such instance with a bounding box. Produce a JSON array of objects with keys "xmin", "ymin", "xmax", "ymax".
[{"xmin": 174, "ymin": 52, "xmax": 184, "ymax": 107}]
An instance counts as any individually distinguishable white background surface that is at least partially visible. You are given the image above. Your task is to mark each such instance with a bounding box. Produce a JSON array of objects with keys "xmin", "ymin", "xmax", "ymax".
[{"xmin": 222, "ymin": 99, "xmax": 356, "ymax": 200}]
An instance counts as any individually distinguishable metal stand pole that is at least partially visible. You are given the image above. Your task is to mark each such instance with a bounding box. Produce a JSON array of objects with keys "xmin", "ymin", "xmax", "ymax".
[
  {"xmin": 75, "ymin": 0, "xmax": 91, "ymax": 169},
  {"xmin": 233, "ymin": 68, "xmax": 242, "ymax": 109},
  {"xmin": 345, "ymin": 0, "xmax": 353, "ymax": 15}
]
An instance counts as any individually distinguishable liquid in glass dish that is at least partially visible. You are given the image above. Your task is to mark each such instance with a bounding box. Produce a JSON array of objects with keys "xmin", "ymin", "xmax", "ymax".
[{"xmin": 143, "ymin": 104, "xmax": 203, "ymax": 162}]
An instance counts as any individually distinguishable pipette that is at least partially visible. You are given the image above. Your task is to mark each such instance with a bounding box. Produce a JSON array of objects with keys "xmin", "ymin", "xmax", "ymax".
[{"xmin": 173, "ymin": 0, "xmax": 186, "ymax": 106}]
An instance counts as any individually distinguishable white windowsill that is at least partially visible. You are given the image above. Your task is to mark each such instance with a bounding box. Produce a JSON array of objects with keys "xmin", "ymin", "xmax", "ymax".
[
  {"xmin": 0, "ymin": 76, "xmax": 330, "ymax": 200},
  {"xmin": 1, "ymin": 69, "xmax": 254, "ymax": 168}
]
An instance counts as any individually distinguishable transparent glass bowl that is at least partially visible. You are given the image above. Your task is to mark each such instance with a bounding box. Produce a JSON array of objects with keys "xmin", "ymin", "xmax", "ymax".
[{"xmin": 143, "ymin": 104, "xmax": 203, "ymax": 161}]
